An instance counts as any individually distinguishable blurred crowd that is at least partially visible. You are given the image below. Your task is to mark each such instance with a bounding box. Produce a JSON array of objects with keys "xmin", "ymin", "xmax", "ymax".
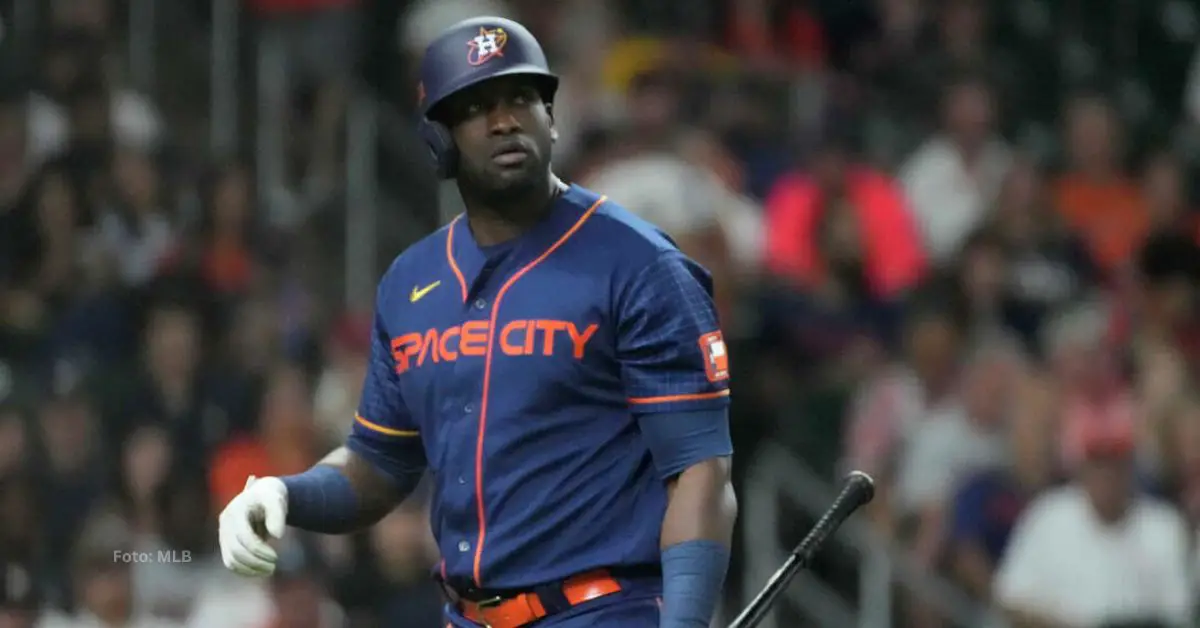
[{"xmin": 1, "ymin": 0, "xmax": 1200, "ymax": 627}]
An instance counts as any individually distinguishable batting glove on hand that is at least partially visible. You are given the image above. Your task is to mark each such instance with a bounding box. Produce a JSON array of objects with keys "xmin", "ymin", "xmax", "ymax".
[{"xmin": 219, "ymin": 475, "xmax": 288, "ymax": 577}]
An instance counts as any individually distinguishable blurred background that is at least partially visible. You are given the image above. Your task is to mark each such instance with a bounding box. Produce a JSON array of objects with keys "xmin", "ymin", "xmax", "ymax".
[{"xmin": 1, "ymin": 0, "xmax": 1200, "ymax": 626}]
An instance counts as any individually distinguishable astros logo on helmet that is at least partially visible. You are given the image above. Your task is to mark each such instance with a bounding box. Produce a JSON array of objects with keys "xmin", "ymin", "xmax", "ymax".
[{"xmin": 467, "ymin": 26, "xmax": 508, "ymax": 66}]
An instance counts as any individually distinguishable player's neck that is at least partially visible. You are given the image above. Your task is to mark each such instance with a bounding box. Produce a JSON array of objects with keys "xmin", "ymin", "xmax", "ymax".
[{"xmin": 462, "ymin": 175, "xmax": 565, "ymax": 247}]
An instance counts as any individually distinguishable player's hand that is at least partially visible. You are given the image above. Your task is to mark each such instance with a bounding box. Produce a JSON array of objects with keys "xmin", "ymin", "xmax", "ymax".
[{"xmin": 218, "ymin": 475, "xmax": 288, "ymax": 577}]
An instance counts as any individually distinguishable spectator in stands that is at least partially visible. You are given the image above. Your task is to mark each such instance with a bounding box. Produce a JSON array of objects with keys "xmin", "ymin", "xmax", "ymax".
[
  {"xmin": 892, "ymin": 334, "xmax": 1021, "ymax": 565},
  {"xmin": 29, "ymin": 30, "xmax": 162, "ymax": 162},
  {"xmin": 131, "ymin": 470, "xmax": 219, "ymax": 622},
  {"xmin": 994, "ymin": 419, "xmax": 1192, "ymax": 628},
  {"xmin": 948, "ymin": 230, "xmax": 1013, "ymax": 342},
  {"xmin": 900, "ymin": 73, "xmax": 1012, "ymax": 263},
  {"xmin": 1126, "ymin": 232, "xmax": 1200, "ymax": 370},
  {"xmin": 677, "ymin": 130, "xmax": 764, "ymax": 282},
  {"xmin": 1042, "ymin": 302, "xmax": 1138, "ymax": 474},
  {"xmin": 1140, "ymin": 150, "xmax": 1193, "ymax": 237},
  {"xmin": 764, "ymin": 127, "xmax": 926, "ymax": 301},
  {"xmin": 755, "ymin": 159, "xmax": 900, "ymax": 388},
  {"xmin": 946, "ymin": 376, "xmax": 1058, "ymax": 602},
  {"xmin": 988, "ymin": 157, "xmax": 1099, "ymax": 349},
  {"xmin": 93, "ymin": 148, "xmax": 176, "ymax": 288},
  {"xmin": 21, "ymin": 164, "xmax": 92, "ymax": 306},
  {"xmin": 118, "ymin": 425, "xmax": 173, "ymax": 543},
  {"xmin": 191, "ymin": 162, "xmax": 265, "ymax": 297},
  {"xmin": 1053, "ymin": 94, "xmax": 1147, "ymax": 277},
  {"xmin": 37, "ymin": 387, "xmax": 107, "ymax": 600},
  {"xmin": 116, "ymin": 296, "xmax": 248, "ymax": 478},
  {"xmin": 39, "ymin": 510, "xmax": 179, "ymax": 628},
  {"xmin": 843, "ymin": 289, "xmax": 969, "ymax": 536},
  {"xmin": 906, "ymin": 0, "xmax": 1027, "ymax": 128}
]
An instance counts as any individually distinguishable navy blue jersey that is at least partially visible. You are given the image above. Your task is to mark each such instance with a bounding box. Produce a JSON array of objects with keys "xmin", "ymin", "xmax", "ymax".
[{"xmin": 347, "ymin": 184, "xmax": 731, "ymax": 589}]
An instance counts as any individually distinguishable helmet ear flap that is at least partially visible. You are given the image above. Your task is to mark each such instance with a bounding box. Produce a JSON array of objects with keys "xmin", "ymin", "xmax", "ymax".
[{"xmin": 418, "ymin": 118, "xmax": 459, "ymax": 179}]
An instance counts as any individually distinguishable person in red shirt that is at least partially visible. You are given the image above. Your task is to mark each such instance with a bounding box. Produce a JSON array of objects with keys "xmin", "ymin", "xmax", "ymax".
[{"xmin": 764, "ymin": 131, "xmax": 927, "ymax": 300}]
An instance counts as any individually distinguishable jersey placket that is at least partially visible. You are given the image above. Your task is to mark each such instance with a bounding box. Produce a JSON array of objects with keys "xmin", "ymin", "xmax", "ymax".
[{"xmin": 445, "ymin": 257, "xmax": 505, "ymax": 584}]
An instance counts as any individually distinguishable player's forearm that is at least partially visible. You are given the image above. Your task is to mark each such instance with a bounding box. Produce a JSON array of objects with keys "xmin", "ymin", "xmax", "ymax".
[
  {"xmin": 319, "ymin": 446, "xmax": 411, "ymax": 525},
  {"xmin": 661, "ymin": 456, "xmax": 738, "ymax": 547},
  {"xmin": 281, "ymin": 446, "xmax": 412, "ymax": 534},
  {"xmin": 659, "ymin": 456, "xmax": 738, "ymax": 628}
]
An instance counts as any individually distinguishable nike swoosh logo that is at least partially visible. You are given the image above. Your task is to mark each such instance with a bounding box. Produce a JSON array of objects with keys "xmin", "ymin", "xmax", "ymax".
[{"xmin": 410, "ymin": 281, "xmax": 441, "ymax": 303}]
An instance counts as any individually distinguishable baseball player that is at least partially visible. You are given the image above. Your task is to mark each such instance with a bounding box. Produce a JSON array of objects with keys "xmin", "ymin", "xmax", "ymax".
[{"xmin": 218, "ymin": 16, "xmax": 736, "ymax": 628}]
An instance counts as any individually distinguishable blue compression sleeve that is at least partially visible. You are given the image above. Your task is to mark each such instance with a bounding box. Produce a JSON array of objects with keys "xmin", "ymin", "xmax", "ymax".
[
  {"xmin": 660, "ymin": 539, "xmax": 730, "ymax": 628},
  {"xmin": 281, "ymin": 466, "xmax": 361, "ymax": 534}
]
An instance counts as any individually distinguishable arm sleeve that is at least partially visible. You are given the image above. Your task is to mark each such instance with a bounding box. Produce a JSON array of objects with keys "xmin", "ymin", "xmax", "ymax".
[
  {"xmin": 345, "ymin": 305, "xmax": 427, "ymax": 483},
  {"xmin": 619, "ymin": 252, "xmax": 733, "ymax": 478}
]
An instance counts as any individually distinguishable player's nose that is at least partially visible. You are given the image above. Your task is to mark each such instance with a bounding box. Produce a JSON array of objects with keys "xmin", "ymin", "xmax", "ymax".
[{"xmin": 485, "ymin": 104, "xmax": 522, "ymax": 135}]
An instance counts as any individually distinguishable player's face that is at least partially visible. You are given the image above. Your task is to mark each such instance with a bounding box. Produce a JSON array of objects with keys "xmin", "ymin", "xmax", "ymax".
[{"xmin": 443, "ymin": 75, "xmax": 555, "ymax": 200}]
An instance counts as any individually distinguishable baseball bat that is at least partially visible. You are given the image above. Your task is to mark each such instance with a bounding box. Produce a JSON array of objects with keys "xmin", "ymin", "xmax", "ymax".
[{"xmin": 727, "ymin": 470, "xmax": 876, "ymax": 628}]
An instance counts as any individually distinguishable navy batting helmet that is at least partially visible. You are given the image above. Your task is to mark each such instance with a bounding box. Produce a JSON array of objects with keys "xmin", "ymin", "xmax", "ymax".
[{"xmin": 417, "ymin": 17, "xmax": 559, "ymax": 179}]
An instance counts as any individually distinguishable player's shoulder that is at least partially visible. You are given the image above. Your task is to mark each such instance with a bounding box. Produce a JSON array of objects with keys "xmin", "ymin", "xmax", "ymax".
[
  {"xmin": 375, "ymin": 222, "xmax": 456, "ymax": 300},
  {"xmin": 571, "ymin": 183, "xmax": 685, "ymax": 263}
]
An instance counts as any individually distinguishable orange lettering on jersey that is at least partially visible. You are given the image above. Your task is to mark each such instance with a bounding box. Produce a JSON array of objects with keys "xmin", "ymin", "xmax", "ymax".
[
  {"xmin": 391, "ymin": 333, "xmax": 423, "ymax": 373},
  {"xmin": 499, "ymin": 320, "xmax": 527, "ymax": 355},
  {"xmin": 419, "ymin": 328, "xmax": 440, "ymax": 364},
  {"xmin": 522, "ymin": 319, "xmax": 537, "ymax": 354},
  {"xmin": 439, "ymin": 326, "xmax": 460, "ymax": 361},
  {"xmin": 567, "ymin": 323, "xmax": 599, "ymax": 359},
  {"xmin": 535, "ymin": 320, "xmax": 568, "ymax": 355},
  {"xmin": 390, "ymin": 319, "xmax": 599, "ymax": 373},
  {"xmin": 460, "ymin": 321, "xmax": 489, "ymax": 356}
]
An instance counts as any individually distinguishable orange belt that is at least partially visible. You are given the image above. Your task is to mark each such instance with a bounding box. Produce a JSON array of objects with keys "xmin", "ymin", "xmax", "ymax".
[{"xmin": 457, "ymin": 569, "xmax": 623, "ymax": 628}]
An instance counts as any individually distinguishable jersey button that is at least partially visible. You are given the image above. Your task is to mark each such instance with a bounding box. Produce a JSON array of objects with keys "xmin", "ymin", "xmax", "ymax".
[
  {"xmin": 473, "ymin": 298, "xmax": 487, "ymax": 310},
  {"xmin": 464, "ymin": 404, "xmax": 474, "ymax": 414},
  {"xmin": 458, "ymin": 540, "xmax": 470, "ymax": 552},
  {"xmin": 457, "ymin": 476, "xmax": 466, "ymax": 485}
]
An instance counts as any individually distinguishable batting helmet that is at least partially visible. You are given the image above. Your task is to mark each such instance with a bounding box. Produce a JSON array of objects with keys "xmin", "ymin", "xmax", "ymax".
[{"xmin": 416, "ymin": 17, "xmax": 559, "ymax": 179}]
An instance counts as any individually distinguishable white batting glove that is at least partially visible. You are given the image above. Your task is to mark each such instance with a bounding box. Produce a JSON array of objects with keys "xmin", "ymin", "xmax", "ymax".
[{"xmin": 218, "ymin": 475, "xmax": 288, "ymax": 577}]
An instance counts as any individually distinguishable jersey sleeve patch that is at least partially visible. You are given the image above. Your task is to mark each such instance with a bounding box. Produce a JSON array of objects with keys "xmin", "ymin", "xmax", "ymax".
[{"xmin": 698, "ymin": 331, "xmax": 729, "ymax": 383}]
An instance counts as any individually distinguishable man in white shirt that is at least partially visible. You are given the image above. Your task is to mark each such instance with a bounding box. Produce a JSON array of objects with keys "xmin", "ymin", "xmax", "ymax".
[
  {"xmin": 994, "ymin": 421, "xmax": 1193, "ymax": 628},
  {"xmin": 900, "ymin": 73, "xmax": 1011, "ymax": 263}
]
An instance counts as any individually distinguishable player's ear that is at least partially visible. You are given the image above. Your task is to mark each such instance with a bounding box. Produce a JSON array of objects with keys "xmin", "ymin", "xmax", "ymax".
[{"xmin": 545, "ymin": 103, "xmax": 558, "ymax": 142}]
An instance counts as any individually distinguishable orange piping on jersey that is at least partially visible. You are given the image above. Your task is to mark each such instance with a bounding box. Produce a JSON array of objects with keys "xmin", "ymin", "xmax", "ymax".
[
  {"xmin": 471, "ymin": 196, "xmax": 607, "ymax": 586},
  {"xmin": 627, "ymin": 389, "xmax": 731, "ymax": 405},
  {"xmin": 446, "ymin": 216, "xmax": 469, "ymax": 303},
  {"xmin": 355, "ymin": 414, "xmax": 420, "ymax": 437}
]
